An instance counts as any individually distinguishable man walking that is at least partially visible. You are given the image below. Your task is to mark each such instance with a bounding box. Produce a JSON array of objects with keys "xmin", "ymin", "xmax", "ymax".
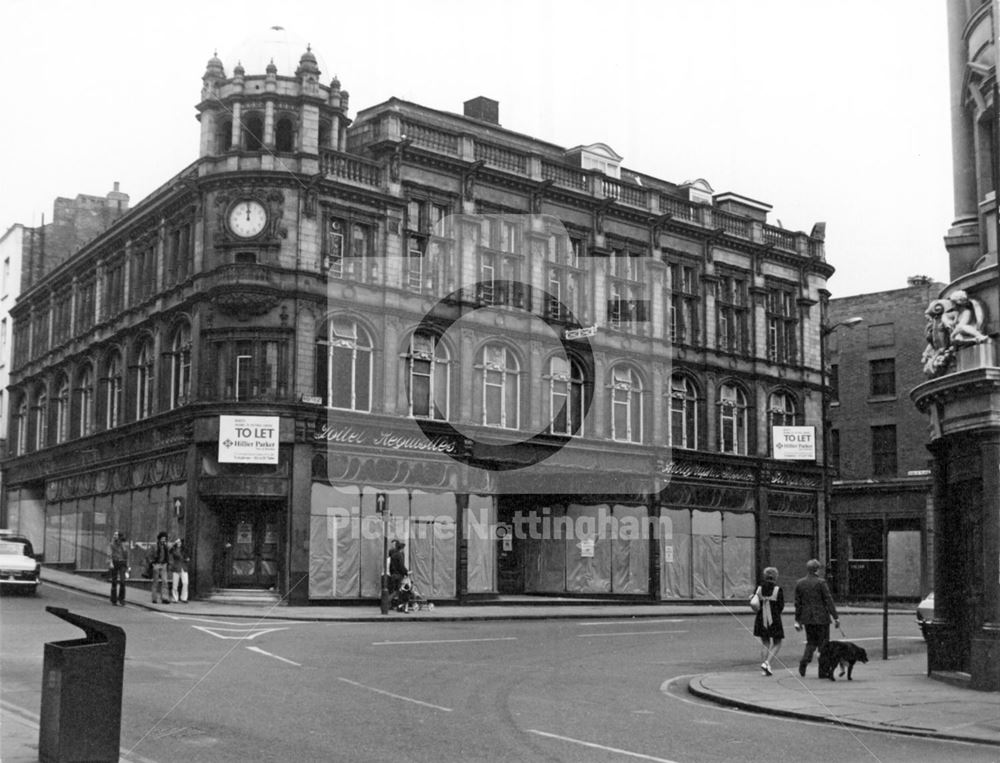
[{"xmin": 793, "ymin": 558, "xmax": 839, "ymax": 676}]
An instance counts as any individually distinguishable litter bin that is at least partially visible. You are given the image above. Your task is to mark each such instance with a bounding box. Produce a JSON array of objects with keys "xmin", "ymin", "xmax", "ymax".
[{"xmin": 38, "ymin": 606, "xmax": 126, "ymax": 763}]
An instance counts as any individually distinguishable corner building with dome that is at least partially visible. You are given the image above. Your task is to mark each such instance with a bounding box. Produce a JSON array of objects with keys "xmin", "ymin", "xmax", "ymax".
[{"xmin": 2, "ymin": 37, "xmax": 834, "ymax": 605}]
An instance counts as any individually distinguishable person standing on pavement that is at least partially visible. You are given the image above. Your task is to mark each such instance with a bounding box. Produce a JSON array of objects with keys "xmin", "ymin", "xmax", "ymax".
[
  {"xmin": 752, "ymin": 566, "xmax": 784, "ymax": 676},
  {"xmin": 148, "ymin": 531, "xmax": 172, "ymax": 604},
  {"xmin": 108, "ymin": 531, "xmax": 129, "ymax": 606},
  {"xmin": 388, "ymin": 539, "xmax": 411, "ymax": 612},
  {"xmin": 793, "ymin": 558, "xmax": 839, "ymax": 676},
  {"xmin": 169, "ymin": 538, "xmax": 191, "ymax": 603}
]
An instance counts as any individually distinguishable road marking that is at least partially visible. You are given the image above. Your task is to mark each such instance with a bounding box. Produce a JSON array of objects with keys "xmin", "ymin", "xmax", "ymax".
[
  {"xmin": 247, "ymin": 646, "xmax": 302, "ymax": 666},
  {"xmin": 158, "ymin": 613, "xmax": 306, "ymax": 626},
  {"xmin": 371, "ymin": 636, "xmax": 518, "ymax": 646},
  {"xmin": 192, "ymin": 625, "xmax": 288, "ymax": 640},
  {"xmin": 336, "ymin": 677, "xmax": 452, "ymax": 712},
  {"xmin": 526, "ymin": 729, "xmax": 680, "ymax": 762},
  {"xmin": 578, "ymin": 619, "xmax": 686, "ymax": 626},
  {"xmin": 577, "ymin": 630, "xmax": 687, "ymax": 638}
]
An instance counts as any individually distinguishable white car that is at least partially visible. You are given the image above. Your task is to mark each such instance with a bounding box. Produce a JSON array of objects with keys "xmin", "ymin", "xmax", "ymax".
[
  {"xmin": 916, "ymin": 592, "xmax": 934, "ymax": 638},
  {"xmin": 0, "ymin": 534, "xmax": 41, "ymax": 594}
]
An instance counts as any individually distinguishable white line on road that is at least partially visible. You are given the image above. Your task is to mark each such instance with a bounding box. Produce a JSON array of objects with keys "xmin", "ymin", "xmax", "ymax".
[
  {"xmin": 578, "ymin": 619, "xmax": 687, "ymax": 626},
  {"xmin": 371, "ymin": 636, "xmax": 518, "ymax": 646},
  {"xmin": 526, "ymin": 729, "xmax": 680, "ymax": 763},
  {"xmin": 577, "ymin": 630, "xmax": 687, "ymax": 638},
  {"xmin": 246, "ymin": 646, "xmax": 302, "ymax": 666},
  {"xmin": 192, "ymin": 625, "xmax": 289, "ymax": 640},
  {"xmin": 336, "ymin": 677, "xmax": 453, "ymax": 712}
]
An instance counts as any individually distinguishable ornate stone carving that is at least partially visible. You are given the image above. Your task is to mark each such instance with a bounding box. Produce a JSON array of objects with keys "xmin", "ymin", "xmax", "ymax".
[{"xmin": 922, "ymin": 290, "xmax": 990, "ymax": 377}]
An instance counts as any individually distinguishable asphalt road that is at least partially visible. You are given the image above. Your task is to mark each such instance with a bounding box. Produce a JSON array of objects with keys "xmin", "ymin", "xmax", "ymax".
[{"xmin": 2, "ymin": 584, "xmax": 995, "ymax": 763}]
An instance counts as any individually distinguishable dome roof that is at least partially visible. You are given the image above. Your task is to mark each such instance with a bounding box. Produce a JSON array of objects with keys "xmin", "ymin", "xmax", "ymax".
[{"xmin": 224, "ymin": 26, "xmax": 329, "ymax": 77}]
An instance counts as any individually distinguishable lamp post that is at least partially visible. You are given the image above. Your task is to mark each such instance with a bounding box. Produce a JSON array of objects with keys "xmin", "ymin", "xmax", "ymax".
[{"xmin": 819, "ymin": 316, "xmax": 863, "ymax": 591}]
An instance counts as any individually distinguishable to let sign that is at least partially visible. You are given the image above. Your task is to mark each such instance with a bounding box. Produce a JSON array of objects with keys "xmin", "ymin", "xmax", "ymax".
[
  {"xmin": 219, "ymin": 415, "xmax": 280, "ymax": 464},
  {"xmin": 772, "ymin": 426, "xmax": 816, "ymax": 461}
]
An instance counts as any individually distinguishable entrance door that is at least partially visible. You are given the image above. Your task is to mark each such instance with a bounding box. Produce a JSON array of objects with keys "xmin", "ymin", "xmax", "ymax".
[{"xmin": 221, "ymin": 503, "xmax": 280, "ymax": 589}]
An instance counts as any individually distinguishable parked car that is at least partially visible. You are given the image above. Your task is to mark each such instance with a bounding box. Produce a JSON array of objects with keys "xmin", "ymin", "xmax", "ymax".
[
  {"xmin": 0, "ymin": 532, "xmax": 41, "ymax": 594},
  {"xmin": 916, "ymin": 592, "xmax": 934, "ymax": 639}
]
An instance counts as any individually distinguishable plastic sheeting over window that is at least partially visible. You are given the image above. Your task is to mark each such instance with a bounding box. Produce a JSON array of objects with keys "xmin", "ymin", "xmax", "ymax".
[
  {"xmin": 309, "ymin": 484, "xmax": 457, "ymax": 599},
  {"xmin": 465, "ymin": 494, "xmax": 497, "ymax": 593},
  {"xmin": 660, "ymin": 509, "xmax": 754, "ymax": 601},
  {"xmin": 523, "ymin": 503, "xmax": 649, "ymax": 595}
]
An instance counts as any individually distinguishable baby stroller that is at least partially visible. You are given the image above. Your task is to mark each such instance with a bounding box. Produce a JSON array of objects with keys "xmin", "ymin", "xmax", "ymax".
[{"xmin": 394, "ymin": 576, "xmax": 434, "ymax": 612}]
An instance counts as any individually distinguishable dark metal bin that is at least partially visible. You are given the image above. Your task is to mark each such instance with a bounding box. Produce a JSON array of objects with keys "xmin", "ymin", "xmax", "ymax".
[{"xmin": 38, "ymin": 607, "xmax": 126, "ymax": 763}]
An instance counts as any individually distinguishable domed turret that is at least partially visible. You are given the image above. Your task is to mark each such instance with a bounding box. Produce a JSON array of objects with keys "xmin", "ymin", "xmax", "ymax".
[
  {"xmin": 296, "ymin": 44, "xmax": 320, "ymax": 78},
  {"xmin": 204, "ymin": 51, "xmax": 225, "ymax": 80},
  {"xmin": 266, "ymin": 58, "xmax": 277, "ymax": 76}
]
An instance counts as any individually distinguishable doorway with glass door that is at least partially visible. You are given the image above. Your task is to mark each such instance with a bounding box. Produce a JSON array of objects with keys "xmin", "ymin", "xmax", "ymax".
[{"xmin": 218, "ymin": 499, "xmax": 282, "ymax": 590}]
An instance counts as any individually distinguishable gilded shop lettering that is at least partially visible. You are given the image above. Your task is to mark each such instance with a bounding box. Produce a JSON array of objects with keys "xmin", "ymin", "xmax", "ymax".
[{"xmin": 314, "ymin": 424, "xmax": 456, "ymax": 454}]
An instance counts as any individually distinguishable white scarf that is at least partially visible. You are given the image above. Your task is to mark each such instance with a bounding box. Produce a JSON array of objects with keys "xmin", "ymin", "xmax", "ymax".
[{"xmin": 758, "ymin": 585, "xmax": 780, "ymax": 628}]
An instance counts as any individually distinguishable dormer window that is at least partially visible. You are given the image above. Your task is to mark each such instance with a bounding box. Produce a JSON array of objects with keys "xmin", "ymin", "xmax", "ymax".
[{"xmin": 566, "ymin": 143, "xmax": 623, "ymax": 179}]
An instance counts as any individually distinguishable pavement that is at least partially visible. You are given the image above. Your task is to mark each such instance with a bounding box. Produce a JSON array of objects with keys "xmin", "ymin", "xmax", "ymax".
[{"xmin": 1, "ymin": 569, "xmax": 998, "ymax": 762}]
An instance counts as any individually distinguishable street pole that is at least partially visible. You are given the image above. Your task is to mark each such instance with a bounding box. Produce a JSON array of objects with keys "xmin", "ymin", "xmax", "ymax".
[
  {"xmin": 882, "ymin": 510, "xmax": 889, "ymax": 659},
  {"xmin": 378, "ymin": 493, "xmax": 390, "ymax": 615}
]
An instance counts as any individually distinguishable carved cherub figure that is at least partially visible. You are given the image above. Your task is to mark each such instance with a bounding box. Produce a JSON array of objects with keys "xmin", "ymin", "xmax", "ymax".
[{"xmin": 945, "ymin": 290, "xmax": 989, "ymax": 345}]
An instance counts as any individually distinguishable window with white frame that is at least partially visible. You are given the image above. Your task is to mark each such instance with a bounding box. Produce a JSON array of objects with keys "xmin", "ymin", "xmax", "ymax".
[
  {"xmin": 33, "ymin": 387, "xmax": 47, "ymax": 451},
  {"xmin": 104, "ymin": 351, "xmax": 123, "ymax": 429},
  {"xmin": 134, "ymin": 339, "xmax": 154, "ymax": 420},
  {"xmin": 610, "ymin": 365, "xmax": 643, "ymax": 443},
  {"xmin": 718, "ymin": 382, "xmax": 749, "ymax": 455},
  {"xmin": 405, "ymin": 330, "xmax": 449, "ymax": 419},
  {"xmin": 766, "ymin": 286, "xmax": 798, "ymax": 364},
  {"xmin": 716, "ymin": 272, "xmax": 749, "ymax": 354},
  {"xmin": 55, "ymin": 375, "xmax": 69, "ymax": 444},
  {"xmin": 15, "ymin": 396, "xmax": 27, "ymax": 455},
  {"xmin": 480, "ymin": 343, "xmax": 520, "ymax": 429},
  {"xmin": 169, "ymin": 324, "xmax": 192, "ymax": 409},
  {"xmin": 667, "ymin": 261, "xmax": 699, "ymax": 346},
  {"xmin": 768, "ymin": 391, "xmax": 797, "ymax": 429},
  {"xmin": 76, "ymin": 365, "xmax": 94, "ymax": 438},
  {"xmin": 548, "ymin": 355, "xmax": 585, "ymax": 436},
  {"xmin": 669, "ymin": 374, "xmax": 699, "ymax": 450},
  {"xmin": 316, "ymin": 318, "xmax": 373, "ymax": 412}
]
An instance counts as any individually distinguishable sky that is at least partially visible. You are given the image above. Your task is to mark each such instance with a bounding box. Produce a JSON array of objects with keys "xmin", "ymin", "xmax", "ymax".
[{"xmin": 0, "ymin": 0, "xmax": 953, "ymax": 298}]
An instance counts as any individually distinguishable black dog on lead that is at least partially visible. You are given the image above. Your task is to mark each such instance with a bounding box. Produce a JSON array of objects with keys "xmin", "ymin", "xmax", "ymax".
[{"xmin": 818, "ymin": 641, "xmax": 868, "ymax": 681}]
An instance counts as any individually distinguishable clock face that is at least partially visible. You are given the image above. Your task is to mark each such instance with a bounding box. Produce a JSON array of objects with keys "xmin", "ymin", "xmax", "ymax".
[{"xmin": 228, "ymin": 200, "xmax": 268, "ymax": 238}]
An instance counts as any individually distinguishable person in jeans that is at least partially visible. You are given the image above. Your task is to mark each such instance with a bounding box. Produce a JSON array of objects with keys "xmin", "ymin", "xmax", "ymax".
[
  {"xmin": 169, "ymin": 538, "xmax": 191, "ymax": 603},
  {"xmin": 108, "ymin": 531, "xmax": 129, "ymax": 606},
  {"xmin": 148, "ymin": 531, "xmax": 172, "ymax": 603}
]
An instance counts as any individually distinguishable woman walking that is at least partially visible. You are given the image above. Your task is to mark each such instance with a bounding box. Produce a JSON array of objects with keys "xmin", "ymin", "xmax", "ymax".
[{"xmin": 753, "ymin": 566, "xmax": 785, "ymax": 676}]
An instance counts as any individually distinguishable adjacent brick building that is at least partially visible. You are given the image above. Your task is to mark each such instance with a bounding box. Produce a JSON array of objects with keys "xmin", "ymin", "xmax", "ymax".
[{"xmin": 827, "ymin": 276, "xmax": 944, "ymax": 600}]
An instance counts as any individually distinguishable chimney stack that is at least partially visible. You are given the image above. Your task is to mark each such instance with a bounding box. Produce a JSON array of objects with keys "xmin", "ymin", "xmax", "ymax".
[{"xmin": 464, "ymin": 96, "xmax": 499, "ymax": 125}]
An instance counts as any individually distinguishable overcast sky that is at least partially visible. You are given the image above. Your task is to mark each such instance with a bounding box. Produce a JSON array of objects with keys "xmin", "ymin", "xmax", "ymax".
[{"xmin": 1, "ymin": 0, "xmax": 952, "ymax": 298}]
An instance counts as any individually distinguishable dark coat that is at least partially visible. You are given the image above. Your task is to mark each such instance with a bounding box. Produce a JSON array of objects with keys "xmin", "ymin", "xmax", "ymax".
[
  {"xmin": 794, "ymin": 573, "xmax": 838, "ymax": 625},
  {"xmin": 753, "ymin": 581, "xmax": 785, "ymax": 639}
]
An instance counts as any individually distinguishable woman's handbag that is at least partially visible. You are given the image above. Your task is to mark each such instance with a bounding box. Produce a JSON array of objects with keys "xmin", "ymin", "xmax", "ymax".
[{"xmin": 749, "ymin": 587, "xmax": 762, "ymax": 612}]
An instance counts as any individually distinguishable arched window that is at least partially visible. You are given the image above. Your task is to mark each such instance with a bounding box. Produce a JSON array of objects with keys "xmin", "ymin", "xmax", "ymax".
[
  {"xmin": 405, "ymin": 331, "xmax": 449, "ymax": 419},
  {"xmin": 243, "ymin": 113, "xmax": 264, "ymax": 151},
  {"xmin": 104, "ymin": 351, "xmax": 123, "ymax": 429},
  {"xmin": 15, "ymin": 395, "xmax": 28, "ymax": 455},
  {"xmin": 610, "ymin": 365, "xmax": 643, "ymax": 443},
  {"xmin": 315, "ymin": 318, "xmax": 372, "ymax": 412},
  {"xmin": 548, "ymin": 355, "xmax": 585, "ymax": 436},
  {"xmin": 135, "ymin": 338, "xmax": 154, "ymax": 420},
  {"xmin": 319, "ymin": 119, "xmax": 332, "ymax": 149},
  {"xmin": 55, "ymin": 374, "xmax": 70, "ymax": 444},
  {"xmin": 480, "ymin": 343, "xmax": 519, "ymax": 429},
  {"xmin": 275, "ymin": 116, "xmax": 295, "ymax": 152},
  {"xmin": 668, "ymin": 374, "xmax": 699, "ymax": 449},
  {"xmin": 33, "ymin": 386, "xmax": 47, "ymax": 451},
  {"xmin": 768, "ymin": 391, "xmax": 797, "ymax": 429},
  {"xmin": 718, "ymin": 382, "xmax": 749, "ymax": 455},
  {"xmin": 169, "ymin": 323, "xmax": 191, "ymax": 409},
  {"xmin": 76, "ymin": 365, "xmax": 94, "ymax": 438}
]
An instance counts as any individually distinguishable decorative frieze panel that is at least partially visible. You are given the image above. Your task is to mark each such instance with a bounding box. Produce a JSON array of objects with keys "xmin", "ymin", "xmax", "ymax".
[{"xmin": 46, "ymin": 452, "xmax": 187, "ymax": 501}]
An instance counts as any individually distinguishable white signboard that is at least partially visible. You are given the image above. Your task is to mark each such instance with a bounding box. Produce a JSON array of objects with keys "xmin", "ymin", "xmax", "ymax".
[
  {"xmin": 772, "ymin": 426, "xmax": 816, "ymax": 461},
  {"xmin": 219, "ymin": 415, "xmax": 280, "ymax": 464},
  {"xmin": 564, "ymin": 325, "xmax": 597, "ymax": 340}
]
